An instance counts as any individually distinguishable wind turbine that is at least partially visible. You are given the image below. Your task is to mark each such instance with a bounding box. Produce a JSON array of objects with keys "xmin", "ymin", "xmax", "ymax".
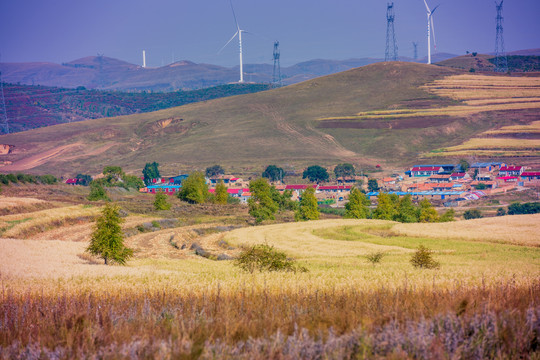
[
  {"xmin": 219, "ymin": 0, "xmax": 247, "ymax": 83},
  {"xmin": 423, "ymin": 0, "xmax": 439, "ymax": 64}
]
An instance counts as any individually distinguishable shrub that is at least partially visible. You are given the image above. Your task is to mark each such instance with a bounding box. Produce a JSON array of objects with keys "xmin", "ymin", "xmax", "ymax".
[
  {"xmin": 365, "ymin": 251, "xmax": 385, "ymax": 265},
  {"xmin": 38, "ymin": 174, "xmax": 58, "ymax": 184},
  {"xmin": 214, "ymin": 181, "xmax": 228, "ymax": 205},
  {"xmin": 154, "ymin": 192, "xmax": 171, "ymax": 210},
  {"xmin": 87, "ymin": 181, "xmax": 110, "ymax": 201},
  {"xmin": 234, "ymin": 244, "xmax": 307, "ymax": 273},
  {"xmin": 178, "ymin": 172, "xmax": 208, "ymax": 204},
  {"xmin": 496, "ymin": 207, "xmax": 507, "ymax": 216},
  {"xmin": 410, "ymin": 245, "xmax": 440, "ymax": 269},
  {"xmin": 439, "ymin": 208, "xmax": 456, "ymax": 222},
  {"xmin": 463, "ymin": 209, "xmax": 482, "ymax": 220}
]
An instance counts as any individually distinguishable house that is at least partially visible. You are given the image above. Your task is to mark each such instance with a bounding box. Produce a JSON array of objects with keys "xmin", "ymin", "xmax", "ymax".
[
  {"xmin": 367, "ymin": 191, "xmax": 465, "ymax": 201},
  {"xmin": 409, "ymin": 166, "xmax": 444, "ymax": 177},
  {"xmin": 471, "ymin": 162, "xmax": 505, "ymax": 172},
  {"xmin": 497, "ymin": 176, "xmax": 518, "ymax": 183},
  {"xmin": 499, "ymin": 166, "xmax": 524, "ymax": 177},
  {"xmin": 168, "ymin": 175, "xmax": 189, "ymax": 185},
  {"xmin": 470, "ymin": 180, "xmax": 497, "ymax": 190},
  {"xmin": 317, "ymin": 185, "xmax": 352, "ymax": 193},
  {"xmin": 145, "ymin": 184, "xmax": 182, "ymax": 195},
  {"xmin": 208, "ymin": 175, "xmax": 241, "ymax": 185},
  {"xmin": 336, "ymin": 176, "xmax": 363, "ymax": 184},
  {"xmin": 428, "ymin": 174, "xmax": 452, "ymax": 183},
  {"xmin": 450, "ymin": 172, "xmax": 470, "ymax": 181},
  {"xmin": 208, "ymin": 187, "xmax": 251, "ymax": 203},
  {"xmin": 521, "ymin": 171, "xmax": 540, "ymax": 181},
  {"xmin": 285, "ymin": 184, "xmax": 318, "ymax": 199},
  {"xmin": 65, "ymin": 178, "xmax": 80, "ymax": 185}
]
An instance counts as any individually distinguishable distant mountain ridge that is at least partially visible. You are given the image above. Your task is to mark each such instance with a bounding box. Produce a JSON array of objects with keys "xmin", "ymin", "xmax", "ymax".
[{"xmin": 0, "ymin": 53, "xmax": 459, "ymax": 91}]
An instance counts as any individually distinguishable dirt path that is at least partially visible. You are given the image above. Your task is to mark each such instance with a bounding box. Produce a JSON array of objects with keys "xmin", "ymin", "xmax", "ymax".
[{"xmin": 1, "ymin": 143, "xmax": 82, "ymax": 171}]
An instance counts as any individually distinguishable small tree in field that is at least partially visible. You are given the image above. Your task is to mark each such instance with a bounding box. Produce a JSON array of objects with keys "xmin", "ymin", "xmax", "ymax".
[
  {"xmin": 87, "ymin": 181, "xmax": 109, "ymax": 201},
  {"xmin": 87, "ymin": 203, "xmax": 133, "ymax": 265},
  {"xmin": 154, "ymin": 192, "xmax": 171, "ymax": 210},
  {"xmin": 410, "ymin": 245, "xmax": 440, "ymax": 269},
  {"xmin": 248, "ymin": 178, "xmax": 278, "ymax": 224},
  {"xmin": 295, "ymin": 187, "xmax": 319, "ymax": 221}
]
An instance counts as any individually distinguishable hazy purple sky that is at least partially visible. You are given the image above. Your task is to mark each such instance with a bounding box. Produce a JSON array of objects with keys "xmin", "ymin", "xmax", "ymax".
[{"xmin": 1, "ymin": 0, "xmax": 539, "ymax": 67}]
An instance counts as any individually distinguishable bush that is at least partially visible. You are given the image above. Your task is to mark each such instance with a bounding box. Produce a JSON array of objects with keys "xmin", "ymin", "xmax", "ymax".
[
  {"xmin": 507, "ymin": 202, "xmax": 540, "ymax": 215},
  {"xmin": 365, "ymin": 251, "xmax": 385, "ymax": 265},
  {"xmin": 496, "ymin": 207, "xmax": 507, "ymax": 216},
  {"xmin": 295, "ymin": 187, "xmax": 319, "ymax": 221},
  {"xmin": 38, "ymin": 174, "xmax": 58, "ymax": 184},
  {"xmin": 463, "ymin": 209, "xmax": 482, "ymax": 220},
  {"xmin": 439, "ymin": 208, "xmax": 456, "ymax": 222},
  {"xmin": 410, "ymin": 245, "xmax": 440, "ymax": 269},
  {"xmin": 154, "ymin": 192, "xmax": 171, "ymax": 210},
  {"xmin": 234, "ymin": 244, "xmax": 307, "ymax": 273},
  {"xmin": 178, "ymin": 172, "xmax": 208, "ymax": 204},
  {"xmin": 87, "ymin": 181, "xmax": 110, "ymax": 201}
]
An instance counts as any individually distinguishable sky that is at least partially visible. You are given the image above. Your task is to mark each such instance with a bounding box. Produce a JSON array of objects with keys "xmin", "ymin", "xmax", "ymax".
[{"xmin": 1, "ymin": 0, "xmax": 539, "ymax": 68}]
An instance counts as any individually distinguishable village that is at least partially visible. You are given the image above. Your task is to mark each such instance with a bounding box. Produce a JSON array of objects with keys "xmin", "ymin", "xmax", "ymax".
[{"xmin": 117, "ymin": 161, "xmax": 540, "ymax": 208}]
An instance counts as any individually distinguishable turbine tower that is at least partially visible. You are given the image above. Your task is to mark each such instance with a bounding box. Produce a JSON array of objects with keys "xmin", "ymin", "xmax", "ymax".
[
  {"xmin": 219, "ymin": 0, "xmax": 247, "ymax": 83},
  {"xmin": 272, "ymin": 41, "xmax": 282, "ymax": 87},
  {"xmin": 385, "ymin": 3, "xmax": 398, "ymax": 61},
  {"xmin": 413, "ymin": 42, "xmax": 418, "ymax": 61},
  {"xmin": 494, "ymin": 0, "xmax": 508, "ymax": 73},
  {"xmin": 423, "ymin": 0, "xmax": 439, "ymax": 64}
]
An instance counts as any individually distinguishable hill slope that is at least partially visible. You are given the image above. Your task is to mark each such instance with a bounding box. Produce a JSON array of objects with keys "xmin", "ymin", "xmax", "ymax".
[
  {"xmin": 2, "ymin": 83, "xmax": 271, "ymax": 133},
  {"xmin": 0, "ymin": 61, "xmax": 538, "ymax": 176}
]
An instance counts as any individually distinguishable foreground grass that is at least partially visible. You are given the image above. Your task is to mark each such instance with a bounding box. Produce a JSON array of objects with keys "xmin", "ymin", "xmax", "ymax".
[{"xmin": 1, "ymin": 216, "xmax": 539, "ymax": 358}]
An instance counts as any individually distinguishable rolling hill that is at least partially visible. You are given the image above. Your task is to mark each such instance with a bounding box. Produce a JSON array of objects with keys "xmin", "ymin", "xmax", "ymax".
[
  {"xmin": 0, "ymin": 61, "xmax": 538, "ymax": 176},
  {"xmin": 0, "ymin": 54, "xmax": 457, "ymax": 92},
  {"xmin": 1, "ymin": 83, "xmax": 271, "ymax": 133}
]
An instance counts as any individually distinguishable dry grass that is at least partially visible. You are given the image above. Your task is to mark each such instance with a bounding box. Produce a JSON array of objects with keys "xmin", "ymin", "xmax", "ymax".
[
  {"xmin": 393, "ymin": 214, "xmax": 540, "ymax": 247},
  {"xmin": 442, "ymin": 138, "xmax": 540, "ymax": 150}
]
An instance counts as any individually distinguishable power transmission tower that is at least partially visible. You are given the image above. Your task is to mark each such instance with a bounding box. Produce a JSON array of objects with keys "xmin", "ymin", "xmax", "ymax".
[
  {"xmin": 494, "ymin": 0, "xmax": 508, "ymax": 73},
  {"xmin": 412, "ymin": 42, "xmax": 418, "ymax": 61},
  {"xmin": 385, "ymin": 2, "xmax": 398, "ymax": 61},
  {"xmin": 0, "ymin": 56, "xmax": 9, "ymax": 134},
  {"xmin": 272, "ymin": 41, "xmax": 282, "ymax": 88}
]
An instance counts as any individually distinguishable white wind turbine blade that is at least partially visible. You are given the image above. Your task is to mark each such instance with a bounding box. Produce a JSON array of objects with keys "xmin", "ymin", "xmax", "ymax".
[
  {"xmin": 431, "ymin": 15, "xmax": 437, "ymax": 50},
  {"xmin": 218, "ymin": 31, "xmax": 239, "ymax": 54},
  {"xmin": 230, "ymin": 0, "xmax": 240, "ymax": 31},
  {"xmin": 430, "ymin": 5, "xmax": 439, "ymax": 50},
  {"xmin": 423, "ymin": 0, "xmax": 431, "ymax": 13}
]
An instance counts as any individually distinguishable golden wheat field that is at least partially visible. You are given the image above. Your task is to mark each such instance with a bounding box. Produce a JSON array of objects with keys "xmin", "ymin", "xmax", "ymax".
[{"xmin": 1, "ymin": 198, "xmax": 540, "ymax": 358}]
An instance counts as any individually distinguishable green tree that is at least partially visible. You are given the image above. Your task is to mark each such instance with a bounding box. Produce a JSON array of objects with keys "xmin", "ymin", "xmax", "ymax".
[
  {"xmin": 367, "ymin": 178, "xmax": 379, "ymax": 192},
  {"xmin": 86, "ymin": 203, "xmax": 133, "ymax": 265},
  {"xmin": 248, "ymin": 178, "xmax": 279, "ymax": 224},
  {"xmin": 459, "ymin": 159, "xmax": 470, "ymax": 172},
  {"xmin": 410, "ymin": 245, "xmax": 440, "ymax": 269},
  {"xmin": 418, "ymin": 199, "xmax": 439, "ymax": 223},
  {"xmin": 475, "ymin": 183, "xmax": 487, "ymax": 190},
  {"xmin": 334, "ymin": 163, "xmax": 355, "ymax": 178},
  {"xmin": 75, "ymin": 174, "xmax": 93, "ymax": 186},
  {"xmin": 214, "ymin": 181, "xmax": 228, "ymax": 205},
  {"xmin": 463, "ymin": 209, "xmax": 483, "ymax": 220},
  {"xmin": 122, "ymin": 174, "xmax": 145, "ymax": 190},
  {"xmin": 262, "ymin": 165, "xmax": 284, "ymax": 182},
  {"xmin": 372, "ymin": 193, "xmax": 396, "ymax": 220},
  {"xmin": 154, "ymin": 192, "xmax": 171, "ymax": 210},
  {"xmin": 142, "ymin": 162, "xmax": 160, "ymax": 185},
  {"xmin": 439, "ymin": 208, "xmax": 456, "ymax": 222},
  {"xmin": 205, "ymin": 165, "xmax": 225, "ymax": 178},
  {"xmin": 178, "ymin": 172, "xmax": 208, "ymax": 204},
  {"xmin": 496, "ymin": 207, "xmax": 507, "ymax": 216},
  {"xmin": 302, "ymin": 165, "xmax": 329, "ymax": 183},
  {"xmin": 270, "ymin": 187, "xmax": 297, "ymax": 211},
  {"xmin": 395, "ymin": 194, "xmax": 418, "ymax": 223},
  {"xmin": 344, "ymin": 187, "xmax": 370, "ymax": 219},
  {"xmin": 295, "ymin": 187, "xmax": 319, "ymax": 221},
  {"xmin": 87, "ymin": 181, "xmax": 110, "ymax": 201}
]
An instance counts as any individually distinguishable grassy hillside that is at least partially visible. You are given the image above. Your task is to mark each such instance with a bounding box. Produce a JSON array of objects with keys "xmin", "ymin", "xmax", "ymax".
[
  {"xmin": 1, "ymin": 61, "xmax": 539, "ymax": 176},
  {"xmin": 2, "ymin": 83, "xmax": 271, "ymax": 133}
]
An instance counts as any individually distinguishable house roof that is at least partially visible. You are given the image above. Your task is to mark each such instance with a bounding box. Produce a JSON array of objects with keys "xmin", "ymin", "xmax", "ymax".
[
  {"xmin": 471, "ymin": 162, "xmax": 503, "ymax": 167},
  {"xmin": 497, "ymin": 176, "xmax": 518, "ymax": 180},
  {"xmin": 285, "ymin": 184, "xmax": 317, "ymax": 190},
  {"xmin": 451, "ymin": 172, "xmax": 466, "ymax": 177},
  {"xmin": 500, "ymin": 166, "xmax": 523, "ymax": 171},
  {"xmin": 208, "ymin": 188, "xmax": 249, "ymax": 194},
  {"xmin": 147, "ymin": 184, "xmax": 181, "ymax": 189},
  {"xmin": 318, "ymin": 185, "xmax": 352, "ymax": 190},
  {"xmin": 65, "ymin": 178, "xmax": 79, "ymax": 184},
  {"xmin": 367, "ymin": 191, "xmax": 465, "ymax": 196},
  {"xmin": 429, "ymin": 174, "xmax": 451, "ymax": 179},
  {"xmin": 521, "ymin": 172, "xmax": 540, "ymax": 177},
  {"xmin": 411, "ymin": 166, "xmax": 443, "ymax": 172},
  {"xmin": 382, "ymin": 177, "xmax": 395, "ymax": 182}
]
